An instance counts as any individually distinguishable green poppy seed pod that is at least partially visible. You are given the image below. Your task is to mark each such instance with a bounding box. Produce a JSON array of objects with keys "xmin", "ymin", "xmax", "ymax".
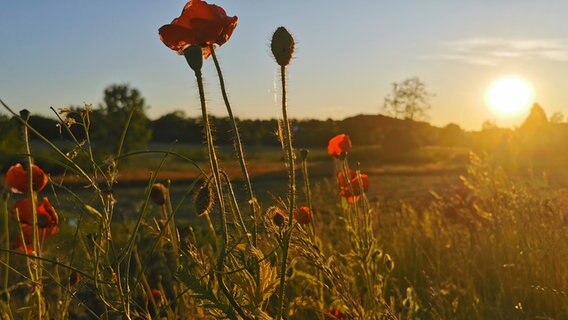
[
  {"xmin": 150, "ymin": 183, "xmax": 168, "ymax": 206},
  {"xmin": 271, "ymin": 27, "xmax": 295, "ymax": 66},
  {"xmin": 183, "ymin": 45, "xmax": 203, "ymax": 74}
]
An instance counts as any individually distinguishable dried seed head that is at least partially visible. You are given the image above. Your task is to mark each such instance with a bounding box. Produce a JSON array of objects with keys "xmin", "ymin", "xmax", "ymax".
[
  {"xmin": 265, "ymin": 206, "xmax": 289, "ymax": 233},
  {"xmin": 384, "ymin": 253, "xmax": 395, "ymax": 273},
  {"xmin": 194, "ymin": 179, "xmax": 215, "ymax": 216},
  {"xmin": 271, "ymin": 27, "xmax": 295, "ymax": 66},
  {"xmin": 272, "ymin": 208, "xmax": 287, "ymax": 227},
  {"xmin": 150, "ymin": 183, "xmax": 168, "ymax": 206}
]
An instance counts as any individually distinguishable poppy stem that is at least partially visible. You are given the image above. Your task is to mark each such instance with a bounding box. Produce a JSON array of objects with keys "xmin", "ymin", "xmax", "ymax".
[
  {"xmin": 300, "ymin": 154, "xmax": 324, "ymax": 319},
  {"xmin": 2, "ymin": 192, "xmax": 14, "ymax": 319},
  {"xmin": 20, "ymin": 110, "xmax": 45, "ymax": 319},
  {"xmin": 209, "ymin": 45, "xmax": 258, "ymax": 248},
  {"xmin": 193, "ymin": 69, "xmax": 251, "ymax": 320},
  {"xmin": 194, "ymin": 70, "xmax": 227, "ymax": 253},
  {"xmin": 276, "ymin": 64, "xmax": 296, "ymax": 320},
  {"xmin": 300, "ymin": 153, "xmax": 315, "ymax": 239},
  {"xmin": 210, "ymin": 45, "xmax": 261, "ymax": 299},
  {"xmin": 220, "ymin": 171, "xmax": 252, "ymax": 244}
]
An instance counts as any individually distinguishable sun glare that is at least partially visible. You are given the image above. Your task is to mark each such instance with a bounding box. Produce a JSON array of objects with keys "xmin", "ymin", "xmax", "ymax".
[{"xmin": 485, "ymin": 75, "xmax": 535, "ymax": 118}]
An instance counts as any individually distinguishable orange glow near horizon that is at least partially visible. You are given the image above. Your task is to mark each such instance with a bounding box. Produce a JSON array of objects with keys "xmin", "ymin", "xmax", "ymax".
[{"xmin": 485, "ymin": 75, "xmax": 535, "ymax": 118}]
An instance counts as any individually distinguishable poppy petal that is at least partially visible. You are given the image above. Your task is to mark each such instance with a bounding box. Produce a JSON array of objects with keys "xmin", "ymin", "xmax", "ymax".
[
  {"xmin": 5, "ymin": 163, "xmax": 48, "ymax": 193},
  {"xmin": 159, "ymin": 0, "xmax": 237, "ymax": 56}
]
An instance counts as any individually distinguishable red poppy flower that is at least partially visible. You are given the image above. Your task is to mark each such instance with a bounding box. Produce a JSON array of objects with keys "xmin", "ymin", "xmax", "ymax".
[
  {"xmin": 13, "ymin": 225, "xmax": 58, "ymax": 253},
  {"xmin": 12, "ymin": 197, "xmax": 59, "ymax": 253},
  {"xmin": 145, "ymin": 288, "xmax": 164, "ymax": 307},
  {"xmin": 13, "ymin": 197, "xmax": 59, "ymax": 228},
  {"xmin": 294, "ymin": 206, "xmax": 313, "ymax": 225},
  {"xmin": 159, "ymin": 0, "xmax": 238, "ymax": 57},
  {"xmin": 327, "ymin": 309, "xmax": 346, "ymax": 320},
  {"xmin": 327, "ymin": 134, "xmax": 352, "ymax": 157},
  {"xmin": 337, "ymin": 170, "xmax": 369, "ymax": 203},
  {"xmin": 5, "ymin": 163, "xmax": 48, "ymax": 193}
]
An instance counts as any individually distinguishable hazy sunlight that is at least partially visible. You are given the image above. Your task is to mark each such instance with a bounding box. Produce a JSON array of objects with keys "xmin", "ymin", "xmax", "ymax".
[{"xmin": 485, "ymin": 75, "xmax": 535, "ymax": 118}]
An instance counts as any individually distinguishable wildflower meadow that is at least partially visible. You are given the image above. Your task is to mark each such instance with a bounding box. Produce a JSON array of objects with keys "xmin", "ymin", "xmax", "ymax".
[{"xmin": 1, "ymin": 1, "xmax": 568, "ymax": 319}]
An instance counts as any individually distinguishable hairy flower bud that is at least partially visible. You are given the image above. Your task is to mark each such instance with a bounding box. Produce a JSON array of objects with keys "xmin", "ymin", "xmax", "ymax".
[
  {"xmin": 150, "ymin": 183, "xmax": 168, "ymax": 206},
  {"xmin": 271, "ymin": 27, "xmax": 295, "ymax": 66},
  {"xmin": 194, "ymin": 179, "xmax": 215, "ymax": 216}
]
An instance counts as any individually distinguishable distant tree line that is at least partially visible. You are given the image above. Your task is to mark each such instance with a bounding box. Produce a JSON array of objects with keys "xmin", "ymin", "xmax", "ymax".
[
  {"xmin": 2, "ymin": 84, "xmax": 568, "ymax": 170},
  {"xmin": 4, "ymin": 109, "xmax": 450, "ymax": 149}
]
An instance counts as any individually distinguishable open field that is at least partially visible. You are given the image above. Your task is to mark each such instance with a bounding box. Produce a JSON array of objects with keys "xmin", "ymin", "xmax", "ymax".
[{"xmin": 3, "ymin": 1, "xmax": 568, "ymax": 317}]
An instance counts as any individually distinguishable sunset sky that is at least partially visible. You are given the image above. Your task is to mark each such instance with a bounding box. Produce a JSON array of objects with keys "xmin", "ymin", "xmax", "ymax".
[{"xmin": 2, "ymin": 0, "xmax": 568, "ymax": 130}]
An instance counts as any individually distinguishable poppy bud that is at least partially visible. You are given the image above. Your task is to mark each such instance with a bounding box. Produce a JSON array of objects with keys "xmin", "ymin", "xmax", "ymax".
[
  {"xmin": 194, "ymin": 179, "xmax": 214, "ymax": 216},
  {"xmin": 294, "ymin": 206, "xmax": 312, "ymax": 225},
  {"xmin": 150, "ymin": 183, "xmax": 168, "ymax": 206},
  {"xmin": 183, "ymin": 45, "xmax": 204, "ymax": 74},
  {"xmin": 19, "ymin": 109, "xmax": 30, "ymax": 120},
  {"xmin": 271, "ymin": 27, "xmax": 295, "ymax": 66}
]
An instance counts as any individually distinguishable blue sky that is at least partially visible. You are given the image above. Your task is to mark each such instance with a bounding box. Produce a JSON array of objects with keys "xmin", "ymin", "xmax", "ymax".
[{"xmin": 2, "ymin": 0, "xmax": 568, "ymax": 130}]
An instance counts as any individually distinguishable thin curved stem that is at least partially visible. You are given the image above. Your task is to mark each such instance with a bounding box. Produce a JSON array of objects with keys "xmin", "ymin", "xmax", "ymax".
[
  {"xmin": 194, "ymin": 69, "xmax": 251, "ymax": 320},
  {"xmin": 220, "ymin": 171, "xmax": 252, "ymax": 245},
  {"xmin": 0, "ymin": 248, "xmax": 113, "ymax": 284},
  {"xmin": 195, "ymin": 71, "xmax": 227, "ymax": 250},
  {"xmin": 21, "ymin": 112, "xmax": 44, "ymax": 319},
  {"xmin": 210, "ymin": 45, "xmax": 258, "ymax": 247},
  {"xmin": 2, "ymin": 193, "xmax": 14, "ymax": 320}
]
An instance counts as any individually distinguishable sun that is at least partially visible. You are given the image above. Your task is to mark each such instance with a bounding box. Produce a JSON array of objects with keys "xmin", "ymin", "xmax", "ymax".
[{"xmin": 485, "ymin": 75, "xmax": 535, "ymax": 118}]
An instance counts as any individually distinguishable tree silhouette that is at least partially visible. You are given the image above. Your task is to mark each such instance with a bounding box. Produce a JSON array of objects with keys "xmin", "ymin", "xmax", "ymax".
[
  {"xmin": 90, "ymin": 84, "xmax": 152, "ymax": 156},
  {"xmin": 152, "ymin": 110, "xmax": 201, "ymax": 143},
  {"xmin": 520, "ymin": 102, "xmax": 548, "ymax": 130},
  {"xmin": 382, "ymin": 77, "xmax": 434, "ymax": 121}
]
